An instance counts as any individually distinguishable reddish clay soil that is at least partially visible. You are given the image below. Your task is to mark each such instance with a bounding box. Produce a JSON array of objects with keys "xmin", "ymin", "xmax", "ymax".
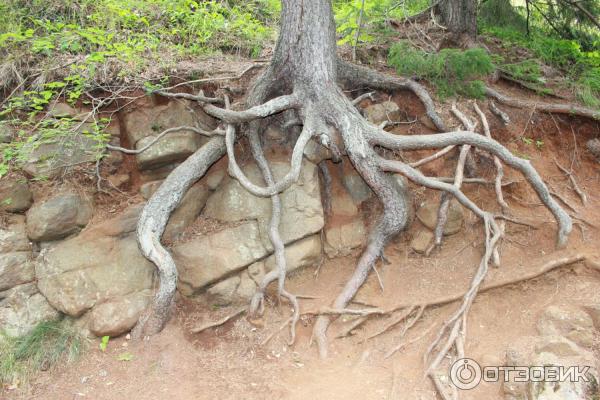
[{"xmin": 4, "ymin": 89, "xmax": 600, "ymax": 400}]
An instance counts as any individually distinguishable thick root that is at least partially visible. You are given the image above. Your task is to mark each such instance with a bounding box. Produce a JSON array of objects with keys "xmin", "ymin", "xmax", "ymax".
[{"xmin": 133, "ymin": 137, "xmax": 226, "ymax": 338}]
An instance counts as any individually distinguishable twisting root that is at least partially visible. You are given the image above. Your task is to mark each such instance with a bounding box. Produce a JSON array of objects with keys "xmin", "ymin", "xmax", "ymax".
[
  {"xmin": 318, "ymin": 161, "xmax": 333, "ymax": 216},
  {"xmin": 424, "ymin": 215, "xmax": 502, "ymax": 391},
  {"xmin": 473, "ymin": 103, "xmax": 509, "ymax": 213},
  {"xmin": 133, "ymin": 137, "xmax": 226, "ymax": 338},
  {"xmin": 434, "ymin": 104, "xmax": 474, "ymax": 247},
  {"xmin": 485, "ymin": 86, "xmax": 600, "ymax": 121},
  {"xmin": 554, "ymin": 159, "xmax": 588, "ymax": 206},
  {"xmin": 489, "ymin": 100, "xmax": 510, "ymax": 125}
]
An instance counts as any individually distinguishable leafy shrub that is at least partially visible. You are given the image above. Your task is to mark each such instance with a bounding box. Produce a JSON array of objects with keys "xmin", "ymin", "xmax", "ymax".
[{"xmin": 388, "ymin": 42, "xmax": 495, "ymax": 99}]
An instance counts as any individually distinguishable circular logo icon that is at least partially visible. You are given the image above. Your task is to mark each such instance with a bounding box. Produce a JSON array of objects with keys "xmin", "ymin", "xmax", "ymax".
[{"xmin": 449, "ymin": 358, "xmax": 482, "ymax": 390}]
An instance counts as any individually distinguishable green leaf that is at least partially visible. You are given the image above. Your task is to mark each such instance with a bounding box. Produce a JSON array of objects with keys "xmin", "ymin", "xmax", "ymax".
[{"xmin": 100, "ymin": 335, "xmax": 110, "ymax": 352}]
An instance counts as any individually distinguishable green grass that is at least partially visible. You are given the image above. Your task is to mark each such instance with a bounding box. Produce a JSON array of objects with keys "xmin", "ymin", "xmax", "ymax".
[
  {"xmin": 388, "ymin": 42, "xmax": 495, "ymax": 99},
  {"xmin": 0, "ymin": 319, "xmax": 86, "ymax": 387}
]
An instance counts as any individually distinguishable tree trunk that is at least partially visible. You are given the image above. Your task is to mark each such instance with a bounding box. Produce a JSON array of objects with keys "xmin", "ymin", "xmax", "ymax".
[{"xmin": 437, "ymin": 0, "xmax": 478, "ymax": 47}]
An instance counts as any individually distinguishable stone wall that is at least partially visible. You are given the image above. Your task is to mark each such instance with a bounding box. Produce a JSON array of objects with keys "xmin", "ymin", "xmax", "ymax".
[{"xmin": 0, "ymin": 98, "xmax": 374, "ymax": 338}]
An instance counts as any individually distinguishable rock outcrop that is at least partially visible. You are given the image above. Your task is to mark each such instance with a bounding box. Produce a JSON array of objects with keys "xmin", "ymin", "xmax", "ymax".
[{"xmin": 26, "ymin": 192, "xmax": 93, "ymax": 242}]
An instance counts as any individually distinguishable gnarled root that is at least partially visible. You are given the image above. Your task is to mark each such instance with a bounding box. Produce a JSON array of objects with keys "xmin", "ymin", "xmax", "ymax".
[{"xmin": 133, "ymin": 137, "xmax": 226, "ymax": 338}]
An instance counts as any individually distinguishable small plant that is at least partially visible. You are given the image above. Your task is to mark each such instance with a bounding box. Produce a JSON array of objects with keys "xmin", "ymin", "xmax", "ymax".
[
  {"xmin": 388, "ymin": 42, "xmax": 495, "ymax": 99},
  {"xmin": 0, "ymin": 319, "xmax": 85, "ymax": 387},
  {"xmin": 99, "ymin": 335, "xmax": 110, "ymax": 352}
]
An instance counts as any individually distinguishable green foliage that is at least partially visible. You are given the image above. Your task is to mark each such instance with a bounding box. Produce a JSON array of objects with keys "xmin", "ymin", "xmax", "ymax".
[
  {"xmin": 99, "ymin": 335, "xmax": 110, "ymax": 352},
  {"xmin": 479, "ymin": 0, "xmax": 527, "ymax": 33},
  {"xmin": 333, "ymin": 0, "xmax": 429, "ymax": 46},
  {"xmin": 388, "ymin": 42, "xmax": 495, "ymax": 99},
  {"xmin": 483, "ymin": 26, "xmax": 600, "ymax": 106},
  {"xmin": 0, "ymin": 0, "xmax": 275, "ymax": 61},
  {"xmin": 576, "ymin": 68, "xmax": 600, "ymax": 107},
  {"xmin": 0, "ymin": 320, "xmax": 85, "ymax": 387}
]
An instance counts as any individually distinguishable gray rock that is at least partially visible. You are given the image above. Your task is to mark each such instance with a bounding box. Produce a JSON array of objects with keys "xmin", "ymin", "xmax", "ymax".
[
  {"xmin": 587, "ymin": 138, "xmax": 600, "ymax": 161},
  {"xmin": 173, "ymin": 222, "xmax": 269, "ymax": 296},
  {"xmin": 324, "ymin": 219, "xmax": 366, "ymax": 258},
  {"xmin": 0, "ymin": 179, "xmax": 33, "ymax": 212},
  {"xmin": 135, "ymin": 131, "xmax": 204, "ymax": 170},
  {"xmin": 205, "ymin": 168, "xmax": 226, "ymax": 191},
  {"xmin": 122, "ymin": 99, "xmax": 216, "ymax": 146},
  {"xmin": 342, "ymin": 172, "xmax": 372, "ymax": 204},
  {"xmin": 88, "ymin": 290, "xmax": 151, "ymax": 337},
  {"xmin": 139, "ymin": 163, "xmax": 178, "ymax": 183},
  {"xmin": 0, "ymin": 252, "xmax": 35, "ymax": 291},
  {"xmin": 410, "ymin": 230, "xmax": 433, "ymax": 254},
  {"xmin": 534, "ymin": 335, "xmax": 586, "ymax": 358},
  {"xmin": 363, "ymin": 101, "xmax": 401, "ymax": 125},
  {"xmin": 0, "ymin": 283, "xmax": 60, "ymax": 337},
  {"xmin": 35, "ymin": 209, "xmax": 155, "ymax": 317},
  {"xmin": 529, "ymin": 352, "xmax": 593, "ymax": 400},
  {"xmin": 537, "ymin": 305, "xmax": 595, "ymax": 348},
  {"xmin": 247, "ymin": 262, "xmax": 266, "ymax": 285},
  {"xmin": 331, "ymin": 185, "xmax": 359, "ymax": 218},
  {"xmin": 264, "ymin": 234, "xmax": 322, "ymax": 274},
  {"xmin": 139, "ymin": 181, "xmax": 209, "ymax": 241},
  {"xmin": 26, "ymin": 192, "xmax": 93, "ymax": 241},
  {"xmin": 163, "ymin": 182, "xmax": 210, "ymax": 241},
  {"xmin": 304, "ymin": 139, "xmax": 332, "ymax": 164},
  {"xmin": 583, "ymin": 303, "xmax": 600, "ymax": 331},
  {"xmin": 204, "ymin": 159, "xmax": 324, "ymax": 250},
  {"xmin": 0, "ymin": 122, "xmax": 13, "ymax": 143},
  {"xmin": 140, "ymin": 180, "xmax": 163, "ymax": 200},
  {"xmin": 235, "ymin": 271, "xmax": 257, "ymax": 301},
  {"xmin": 416, "ymin": 199, "xmax": 463, "ymax": 235},
  {"xmin": 47, "ymin": 102, "xmax": 80, "ymax": 119},
  {"xmin": 207, "ymin": 275, "xmax": 241, "ymax": 306},
  {"xmin": 0, "ymin": 215, "xmax": 32, "ymax": 253},
  {"xmin": 23, "ymin": 124, "xmax": 102, "ymax": 178}
]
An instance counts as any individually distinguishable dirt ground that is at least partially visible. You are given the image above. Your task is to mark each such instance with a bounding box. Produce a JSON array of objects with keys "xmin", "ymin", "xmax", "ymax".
[{"xmin": 4, "ymin": 86, "xmax": 600, "ymax": 399}]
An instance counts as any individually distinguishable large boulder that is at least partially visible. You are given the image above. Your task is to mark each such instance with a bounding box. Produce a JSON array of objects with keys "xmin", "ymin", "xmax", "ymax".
[
  {"xmin": 22, "ymin": 124, "xmax": 102, "ymax": 178},
  {"xmin": 0, "ymin": 283, "xmax": 60, "ymax": 337},
  {"xmin": 537, "ymin": 305, "xmax": 595, "ymax": 348},
  {"xmin": 138, "ymin": 180, "xmax": 211, "ymax": 241},
  {"xmin": 363, "ymin": 101, "xmax": 401, "ymax": 125},
  {"xmin": 26, "ymin": 192, "xmax": 93, "ymax": 242},
  {"xmin": 262, "ymin": 234, "xmax": 322, "ymax": 274},
  {"xmin": 0, "ymin": 215, "xmax": 31, "ymax": 253},
  {"xmin": 35, "ymin": 206, "xmax": 155, "ymax": 320},
  {"xmin": 0, "ymin": 178, "xmax": 33, "ymax": 212},
  {"xmin": 135, "ymin": 132, "xmax": 204, "ymax": 170},
  {"xmin": 203, "ymin": 159, "xmax": 324, "ymax": 250},
  {"xmin": 324, "ymin": 219, "xmax": 367, "ymax": 258},
  {"xmin": 0, "ymin": 252, "xmax": 35, "ymax": 291},
  {"xmin": 173, "ymin": 222, "xmax": 269, "ymax": 295},
  {"xmin": 88, "ymin": 290, "xmax": 152, "ymax": 337},
  {"xmin": 122, "ymin": 99, "xmax": 216, "ymax": 146},
  {"xmin": 416, "ymin": 199, "xmax": 463, "ymax": 236}
]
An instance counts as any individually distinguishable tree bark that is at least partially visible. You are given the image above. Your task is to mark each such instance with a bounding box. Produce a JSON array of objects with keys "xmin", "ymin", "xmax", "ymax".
[{"xmin": 437, "ymin": 0, "xmax": 478, "ymax": 47}]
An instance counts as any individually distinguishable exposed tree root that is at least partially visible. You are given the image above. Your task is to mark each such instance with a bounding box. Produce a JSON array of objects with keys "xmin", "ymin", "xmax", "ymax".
[
  {"xmin": 191, "ymin": 307, "xmax": 246, "ymax": 334},
  {"xmin": 485, "ymin": 86, "xmax": 600, "ymax": 121},
  {"xmin": 131, "ymin": 6, "xmax": 574, "ymax": 400},
  {"xmin": 489, "ymin": 100, "xmax": 510, "ymax": 125},
  {"xmin": 554, "ymin": 159, "xmax": 588, "ymax": 206},
  {"xmin": 132, "ymin": 136, "xmax": 226, "ymax": 338},
  {"xmin": 474, "ymin": 102, "xmax": 509, "ymax": 213}
]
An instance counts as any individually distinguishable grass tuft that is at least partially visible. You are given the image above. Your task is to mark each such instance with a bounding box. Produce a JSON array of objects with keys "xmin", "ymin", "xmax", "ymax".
[
  {"xmin": 388, "ymin": 42, "xmax": 495, "ymax": 99},
  {"xmin": 0, "ymin": 319, "xmax": 86, "ymax": 388}
]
